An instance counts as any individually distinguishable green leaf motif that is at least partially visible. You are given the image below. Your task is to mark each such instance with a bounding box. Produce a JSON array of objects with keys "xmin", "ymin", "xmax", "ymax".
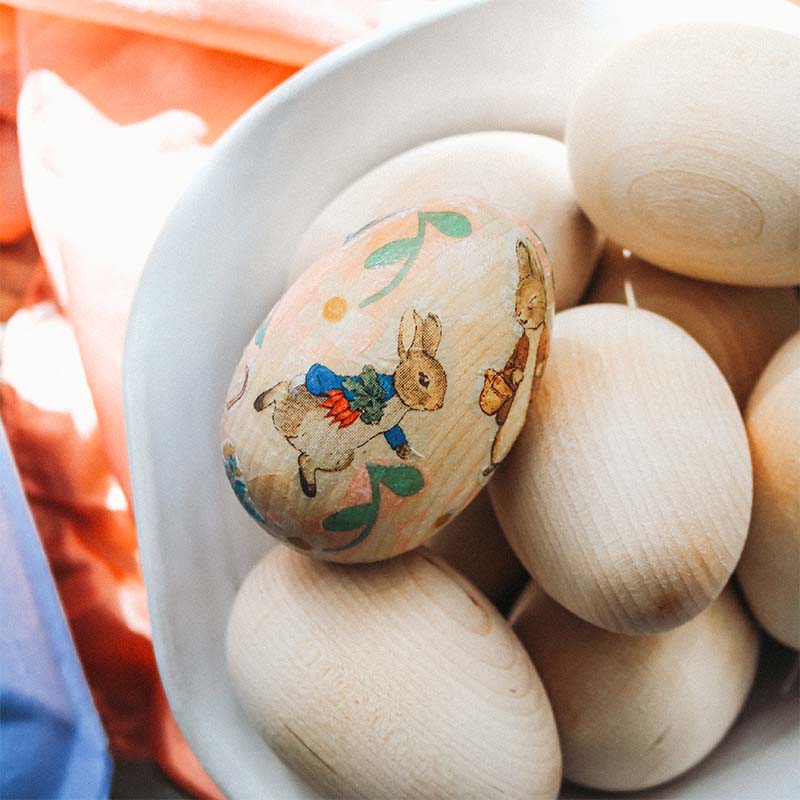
[
  {"xmin": 343, "ymin": 366, "xmax": 387, "ymax": 425},
  {"xmin": 419, "ymin": 211, "xmax": 472, "ymax": 238},
  {"xmin": 359, "ymin": 210, "xmax": 472, "ymax": 307},
  {"xmin": 322, "ymin": 463, "xmax": 425, "ymax": 551},
  {"xmin": 364, "ymin": 237, "xmax": 419, "ymax": 269},
  {"xmin": 369, "ymin": 464, "xmax": 425, "ymax": 497},
  {"xmin": 254, "ymin": 321, "xmax": 267, "ymax": 348},
  {"xmin": 322, "ymin": 502, "xmax": 376, "ymax": 532}
]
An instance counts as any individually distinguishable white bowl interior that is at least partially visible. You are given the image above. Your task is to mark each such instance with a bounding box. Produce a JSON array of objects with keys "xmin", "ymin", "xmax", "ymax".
[{"xmin": 124, "ymin": 0, "xmax": 800, "ymax": 796}]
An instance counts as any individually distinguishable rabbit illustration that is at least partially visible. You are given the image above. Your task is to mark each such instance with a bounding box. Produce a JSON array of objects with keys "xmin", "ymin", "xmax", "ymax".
[
  {"xmin": 480, "ymin": 239, "xmax": 549, "ymax": 472},
  {"xmin": 254, "ymin": 309, "xmax": 446, "ymax": 497}
]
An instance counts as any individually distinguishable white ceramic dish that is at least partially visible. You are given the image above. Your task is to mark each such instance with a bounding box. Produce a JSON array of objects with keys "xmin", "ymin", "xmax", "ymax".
[{"xmin": 124, "ymin": 0, "xmax": 800, "ymax": 797}]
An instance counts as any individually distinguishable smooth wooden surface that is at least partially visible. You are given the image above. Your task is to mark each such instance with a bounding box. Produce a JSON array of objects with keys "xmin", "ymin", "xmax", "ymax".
[
  {"xmin": 566, "ymin": 22, "xmax": 800, "ymax": 287},
  {"xmin": 489, "ymin": 304, "xmax": 752, "ymax": 634},
  {"xmin": 587, "ymin": 243, "xmax": 799, "ymax": 406},
  {"xmin": 428, "ymin": 488, "xmax": 528, "ymax": 614},
  {"xmin": 289, "ymin": 132, "xmax": 602, "ymax": 310},
  {"xmin": 222, "ymin": 200, "xmax": 554, "ymax": 562},
  {"xmin": 227, "ymin": 546, "xmax": 562, "ymax": 800},
  {"xmin": 737, "ymin": 331, "xmax": 800, "ymax": 649},
  {"xmin": 511, "ymin": 583, "xmax": 759, "ymax": 792}
]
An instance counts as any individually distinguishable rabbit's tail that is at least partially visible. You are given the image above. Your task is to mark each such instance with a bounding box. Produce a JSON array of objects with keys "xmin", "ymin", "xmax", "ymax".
[{"xmin": 254, "ymin": 381, "xmax": 289, "ymax": 412}]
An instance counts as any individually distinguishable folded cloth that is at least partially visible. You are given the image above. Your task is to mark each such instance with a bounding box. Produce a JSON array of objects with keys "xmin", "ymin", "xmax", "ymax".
[
  {"xmin": 1, "ymin": 289, "xmax": 155, "ymax": 759},
  {"xmin": 0, "ymin": 274, "xmax": 222, "ymax": 798},
  {"xmin": 17, "ymin": 69, "xmax": 210, "ymax": 500},
  {"xmin": 13, "ymin": 10, "xmax": 297, "ymax": 143},
  {"xmin": 7, "ymin": 0, "xmax": 457, "ymax": 65},
  {"xmin": 0, "ymin": 119, "xmax": 30, "ymax": 243},
  {"xmin": 0, "ymin": 5, "xmax": 17, "ymax": 118}
]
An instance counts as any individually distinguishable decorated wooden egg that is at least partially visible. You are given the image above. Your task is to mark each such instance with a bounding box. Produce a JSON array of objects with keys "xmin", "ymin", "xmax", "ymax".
[
  {"xmin": 489, "ymin": 304, "xmax": 752, "ymax": 634},
  {"xmin": 511, "ymin": 583, "xmax": 759, "ymax": 791},
  {"xmin": 289, "ymin": 131, "xmax": 602, "ymax": 310},
  {"xmin": 737, "ymin": 331, "xmax": 800, "ymax": 649},
  {"xmin": 566, "ymin": 23, "xmax": 800, "ymax": 286},
  {"xmin": 227, "ymin": 547, "xmax": 562, "ymax": 800},
  {"xmin": 588, "ymin": 242, "xmax": 799, "ymax": 406},
  {"xmin": 221, "ymin": 199, "xmax": 554, "ymax": 561}
]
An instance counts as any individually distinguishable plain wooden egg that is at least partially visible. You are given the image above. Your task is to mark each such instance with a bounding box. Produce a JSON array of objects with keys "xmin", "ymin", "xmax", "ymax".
[
  {"xmin": 222, "ymin": 199, "xmax": 554, "ymax": 562},
  {"xmin": 227, "ymin": 546, "xmax": 562, "ymax": 800},
  {"xmin": 566, "ymin": 23, "xmax": 800, "ymax": 286},
  {"xmin": 289, "ymin": 131, "xmax": 603, "ymax": 309},
  {"xmin": 510, "ymin": 583, "xmax": 759, "ymax": 792},
  {"xmin": 587, "ymin": 242, "xmax": 799, "ymax": 406},
  {"xmin": 737, "ymin": 331, "xmax": 800, "ymax": 649},
  {"xmin": 428, "ymin": 489, "xmax": 528, "ymax": 614},
  {"xmin": 489, "ymin": 304, "xmax": 752, "ymax": 634}
]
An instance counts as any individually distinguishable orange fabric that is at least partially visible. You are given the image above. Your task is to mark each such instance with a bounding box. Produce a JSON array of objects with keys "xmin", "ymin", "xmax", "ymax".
[
  {"xmin": 0, "ymin": 5, "xmax": 17, "ymax": 118},
  {"xmin": 16, "ymin": 68, "xmax": 211, "ymax": 499},
  {"xmin": 0, "ymin": 121, "xmax": 30, "ymax": 243},
  {"xmin": 1, "ymin": 8, "xmax": 29, "ymax": 242},
  {"xmin": 14, "ymin": 10, "xmax": 297, "ymax": 144},
  {"xmin": 7, "ymin": 0, "xmax": 453, "ymax": 66},
  {"xmin": 1, "ymin": 285, "xmax": 155, "ymax": 756},
  {"xmin": 0, "ymin": 271, "xmax": 224, "ymax": 797}
]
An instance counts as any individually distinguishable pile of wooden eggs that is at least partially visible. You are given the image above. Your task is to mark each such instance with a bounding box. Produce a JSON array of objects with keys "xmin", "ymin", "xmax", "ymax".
[{"xmin": 222, "ymin": 22, "xmax": 798, "ymax": 799}]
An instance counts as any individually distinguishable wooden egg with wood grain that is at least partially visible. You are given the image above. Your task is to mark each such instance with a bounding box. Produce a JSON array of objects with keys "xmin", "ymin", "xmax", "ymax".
[
  {"xmin": 226, "ymin": 546, "xmax": 562, "ymax": 800},
  {"xmin": 737, "ymin": 332, "xmax": 800, "ymax": 650},
  {"xmin": 489, "ymin": 304, "xmax": 752, "ymax": 635},
  {"xmin": 428, "ymin": 489, "xmax": 528, "ymax": 614},
  {"xmin": 289, "ymin": 132, "xmax": 603, "ymax": 310},
  {"xmin": 222, "ymin": 198, "xmax": 554, "ymax": 562},
  {"xmin": 587, "ymin": 243, "xmax": 798, "ymax": 406},
  {"xmin": 510, "ymin": 582, "xmax": 759, "ymax": 792},
  {"xmin": 566, "ymin": 22, "xmax": 800, "ymax": 286}
]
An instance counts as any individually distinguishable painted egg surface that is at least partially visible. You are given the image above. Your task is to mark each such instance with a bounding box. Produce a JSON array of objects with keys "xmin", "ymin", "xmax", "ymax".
[{"xmin": 221, "ymin": 199, "xmax": 554, "ymax": 561}]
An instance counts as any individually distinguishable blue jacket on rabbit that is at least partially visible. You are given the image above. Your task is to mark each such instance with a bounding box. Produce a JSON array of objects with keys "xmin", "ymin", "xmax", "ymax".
[{"xmin": 305, "ymin": 363, "xmax": 408, "ymax": 449}]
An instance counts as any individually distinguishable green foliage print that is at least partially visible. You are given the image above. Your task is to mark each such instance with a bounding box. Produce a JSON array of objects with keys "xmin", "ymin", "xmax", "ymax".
[
  {"xmin": 342, "ymin": 365, "xmax": 387, "ymax": 424},
  {"xmin": 321, "ymin": 463, "xmax": 425, "ymax": 552},
  {"xmin": 359, "ymin": 210, "xmax": 471, "ymax": 308}
]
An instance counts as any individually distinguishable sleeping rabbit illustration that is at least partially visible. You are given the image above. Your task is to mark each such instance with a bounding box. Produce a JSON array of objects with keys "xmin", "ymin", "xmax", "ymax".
[
  {"xmin": 480, "ymin": 239, "xmax": 550, "ymax": 471},
  {"xmin": 254, "ymin": 309, "xmax": 446, "ymax": 497}
]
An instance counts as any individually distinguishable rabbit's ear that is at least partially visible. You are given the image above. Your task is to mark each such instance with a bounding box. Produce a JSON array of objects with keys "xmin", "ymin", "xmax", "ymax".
[
  {"xmin": 516, "ymin": 239, "xmax": 533, "ymax": 280},
  {"xmin": 397, "ymin": 309, "xmax": 418, "ymax": 361},
  {"xmin": 421, "ymin": 314, "xmax": 443, "ymax": 356},
  {"xmin": 519, "ymin": 238, "xmax": 547, "ymax": 284},
  {"xmin": 409, "ymin": 309, "xmax": 426, "ymax": 354}
]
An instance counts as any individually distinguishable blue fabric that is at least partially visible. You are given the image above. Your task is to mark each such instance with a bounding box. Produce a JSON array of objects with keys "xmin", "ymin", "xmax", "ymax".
[
  {"xmin": 0, "ymin": 422, "xmax": 111, "ymax": 799},
  {"xmin": 305, "ymin": 363, "xmax": 396, "ymax": 401},
  {"xmin": 383, "ymin": 425, "xmax": 408, "ymax": 450}
]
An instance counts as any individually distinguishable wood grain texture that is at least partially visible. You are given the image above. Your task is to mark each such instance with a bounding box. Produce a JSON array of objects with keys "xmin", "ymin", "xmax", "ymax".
[
  {"xmin": 428, "ymin": 488, "xmax": 528, "ymax": 614},
  {"xmin": 222, "ymin": 200, "xmax": 554, "ymax": 562},
  {"xmin": 737, "ymin": 331, "xmax": 800, "ymax": 649},
  {"xmin": 510, "ymin": 583, "xmax": 759, "ymax": 792},
  {"xmin": 587, "ymin": 242, "xmax": 799, "ymax": 406},
  {"xmin": 489, "ymin": 304, "xmax": 752, "ymax": 634},
  {"xmin": 226, "ymin": 546, "xmax": 562, "ymax": 800},
  {"xmin": 566, "ymin": 23, "xmax": 800, "ymax": 286},
  {"xmin": 289, "ymin": 132, "xmax": 602, "ymax": 310}
]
